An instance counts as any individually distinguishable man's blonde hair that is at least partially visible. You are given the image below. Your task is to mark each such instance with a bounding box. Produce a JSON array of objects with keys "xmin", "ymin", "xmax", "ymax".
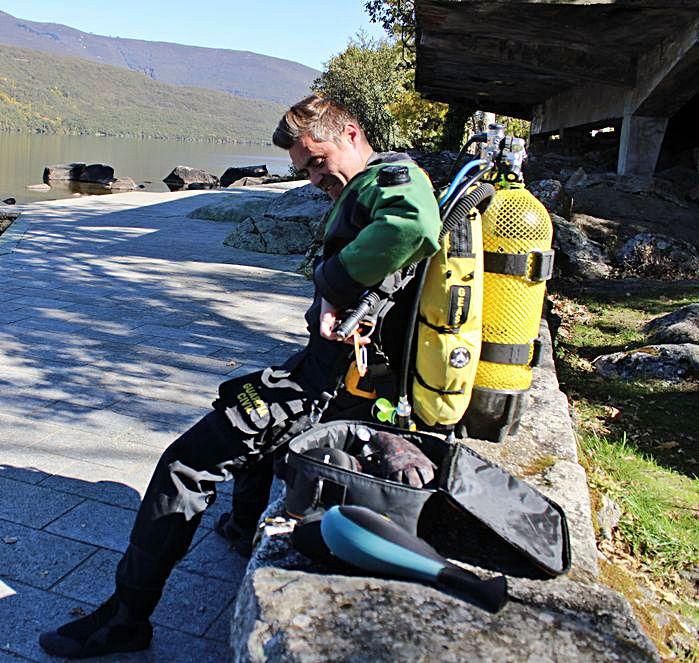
[{"xmin": 273, "ymin": 95, "xmax": 361, "ymax": 149}]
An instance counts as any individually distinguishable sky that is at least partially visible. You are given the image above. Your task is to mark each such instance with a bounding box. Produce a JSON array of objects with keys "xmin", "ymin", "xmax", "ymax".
[{"xmin": 0, "ymin": 1, "xmax": 387, "ymax": 71}]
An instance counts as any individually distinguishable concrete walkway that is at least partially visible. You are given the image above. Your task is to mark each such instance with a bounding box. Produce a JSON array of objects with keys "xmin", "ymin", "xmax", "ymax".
[{"xmin": 0, "ymin": 190, "xmax": 312, "ymax": 661}]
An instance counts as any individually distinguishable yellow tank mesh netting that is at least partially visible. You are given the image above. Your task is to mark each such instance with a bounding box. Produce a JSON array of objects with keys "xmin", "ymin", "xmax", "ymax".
[{"xmin": 476, "ymin": 187, "xmax": 552, "ymax": 392}]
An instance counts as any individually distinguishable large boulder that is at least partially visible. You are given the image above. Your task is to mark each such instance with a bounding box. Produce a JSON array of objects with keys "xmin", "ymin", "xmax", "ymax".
[
  {"xmin": 220, "ymin": 165, "xmax": 268, "ymax": 187},
  {"xmin": 528, "ymin": 179, "xmax": 572, "ymax": 217},
  {"xmin": 644, "ymin": 305, "xmax": 699, "ymax": 345},
  {"xmin": 163, "ymin": 166, "xmax": 219, "ymax": 191},
  {"xmin": 592, "ymin": 344, "xmax": 699, "ymax": 381},
  {"xmin": 42, "ymin": 163, "xmax": 136, "ymax": 190},
  {"xmin": 224, "ymin": 217, "xmax": 315, "ymax": 254},
  {"xmin": 616, "ymin": 232, "xmax": 699, "ymax": 278},
  {"xmin": 262, "ymin": 183, "xmax": 331, "ymax": 224},
  {"xmin": 43, "ymin": 163, "xmax": 86, "ymax": 183},
  {"xmin": 188, "ymin": 191, "xmax": 277, "ymax": 222},
  {"xmin": 223, "ymin": 183, "xmax": 332, "ymax": 255},
  {"xmin": 551, "ymin": 214, "xmax": 612, "ymax": 279}
]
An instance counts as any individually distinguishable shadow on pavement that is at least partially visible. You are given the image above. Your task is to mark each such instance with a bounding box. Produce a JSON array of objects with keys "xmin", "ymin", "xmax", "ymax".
[
  {"xmin": 0, "ymin": 194, "xmax": 312, "ymax": 433},
  {"xmin": 0, "ymin": 462, "xmax": 245, "ymax": 662}
]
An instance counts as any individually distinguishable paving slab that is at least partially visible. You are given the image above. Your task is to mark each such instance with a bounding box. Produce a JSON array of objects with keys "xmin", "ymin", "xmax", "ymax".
[
  {"xmin": 44, "ymin": 500, "xmax": 136, "ymax": 552},
  {"xmin": 0, "ymin": 579, "xmax": 231, "ymax": 662},
  {"xmin": 0, "ymin": 476, "xmax": 85, "ymax": 529},
  {"xmin": 0, "ymin": 519, "xmax": 96, "ymax": 589},
  {"xmin": 51, "ymin": 547, "xmax": 241, "ymax": 637},
  {"xmin": 203, "ymin": 602, "xmax": 236, "ymax": 643},
  {"xmin": 0, "ymin": 464, "xmax": 49, "ymax": 485},
  {"xmin": 0, "ymin": 189, "xmax": 312, "ymax": 661},
  {"xmin": 177, "ymin": 530, "xmax": 250, "ymax": 582}
]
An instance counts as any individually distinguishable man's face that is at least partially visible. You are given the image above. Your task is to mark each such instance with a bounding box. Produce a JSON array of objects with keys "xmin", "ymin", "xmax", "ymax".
[{"xmin": 289, "ymin": 124, "xmax": 366, "ymax": 201}]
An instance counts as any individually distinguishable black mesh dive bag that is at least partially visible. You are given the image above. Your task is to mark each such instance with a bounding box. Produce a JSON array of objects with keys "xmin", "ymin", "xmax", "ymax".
[{"xmin": 283, "ymin": 420, "xmax": 570, "ymax": 578}]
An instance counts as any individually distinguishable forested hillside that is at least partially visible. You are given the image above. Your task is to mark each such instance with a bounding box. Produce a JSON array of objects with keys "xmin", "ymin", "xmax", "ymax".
[
  {"xmin": 0, "ymin": 10, "xmax": 316, "ymax": 105},
  {"xmin": 0, "ymin": 44, "xmax": 285, "ymax": 143}
]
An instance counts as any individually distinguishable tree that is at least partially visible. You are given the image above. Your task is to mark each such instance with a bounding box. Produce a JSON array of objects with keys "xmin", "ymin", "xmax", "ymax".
[
  {"xmin": 313, "ymin": 35, "xmax": 449, "ymax": 152},
  {"xmin": 364, "ymin": 0, "xmax": 416, "ymax": 63},
  {"xmin": 313, "ymin": 35, "xmax": 403, "ymax": 152},
  {"xmin": 364, "ymin": 0, "xmax": 531, "ymax": 147}
]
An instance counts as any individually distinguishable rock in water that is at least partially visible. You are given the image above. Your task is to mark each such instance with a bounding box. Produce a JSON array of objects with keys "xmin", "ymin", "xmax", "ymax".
[
  {"xmin": 43, "ymin": 163, "xmax": 86, "ymax": 183},
  {"xmin": 78, "ymin": 164, "xmax": 115, "ymax": 185},
  {"xmin": 163, "ymin": 166, "xmax": 219, "ymax": 191},
  {"xmin": 220, "ymin": 165, "xmax": 268, "ymax": 187}
]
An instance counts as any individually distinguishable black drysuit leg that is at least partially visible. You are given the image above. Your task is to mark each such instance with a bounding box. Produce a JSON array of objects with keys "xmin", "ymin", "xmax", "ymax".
[{"xmin": 114, "ymin": 368, "xmax": 309, "ymax": 617}]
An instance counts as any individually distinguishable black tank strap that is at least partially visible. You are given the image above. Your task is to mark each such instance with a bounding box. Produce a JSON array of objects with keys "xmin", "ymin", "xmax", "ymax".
[
  {"xmin": 484, "ymin": 249, "xmax": 554, "ymax": 282},
  {"xmin": 480, "ymin": 339, "xmax": 543, "ymax": 367}
]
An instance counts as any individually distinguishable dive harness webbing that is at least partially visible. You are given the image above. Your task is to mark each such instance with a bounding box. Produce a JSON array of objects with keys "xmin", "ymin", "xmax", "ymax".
[
  {"xmin": 480, "ymin": 339, "xmax": 543, "ymax": 367},
  {"xmin": 484, "ymin": 249, "xmax": 554, "ymax": 282}
]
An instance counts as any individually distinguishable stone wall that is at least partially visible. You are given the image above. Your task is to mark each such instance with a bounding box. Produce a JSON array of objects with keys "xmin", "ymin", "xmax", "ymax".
[{"xmin": 226, "ymin": 322, "xmax": 659, "ymax": 662}]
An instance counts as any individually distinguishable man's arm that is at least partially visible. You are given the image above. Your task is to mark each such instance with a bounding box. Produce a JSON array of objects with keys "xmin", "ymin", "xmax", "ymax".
[{"xmin": 314, "ymin": 164, "xmax": 441, "ymax": 313}]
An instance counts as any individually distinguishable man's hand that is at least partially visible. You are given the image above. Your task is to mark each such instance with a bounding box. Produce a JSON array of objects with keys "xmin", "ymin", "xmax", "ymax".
[{"xmin": 319, "ymin": 298, "xmax": 370, "ymax": 345}]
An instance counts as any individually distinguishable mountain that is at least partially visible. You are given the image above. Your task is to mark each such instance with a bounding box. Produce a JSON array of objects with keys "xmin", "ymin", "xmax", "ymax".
[
  {"xmin": 0, "ymin": 10, "xmax": 317, "ymax": 105},
  {"xmin": 0, "ymin": 44, "xmax": 286, "ymax": 143}
]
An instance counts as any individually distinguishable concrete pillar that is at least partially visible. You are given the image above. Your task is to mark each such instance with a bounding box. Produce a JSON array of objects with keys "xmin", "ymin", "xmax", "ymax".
[{"xmin": 617, "ymin": 115, "xmax": 669, "ymax": 175}]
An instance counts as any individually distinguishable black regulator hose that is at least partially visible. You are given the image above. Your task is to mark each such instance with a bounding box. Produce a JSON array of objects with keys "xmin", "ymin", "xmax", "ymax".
[
  {"xmin": 441, "ymin": 167, "xmax": 493, "ymax": 224},
  {"xmin": 446, "ymin": 131, "xmax": 488, "ymax": 184},
  {"xmin": 396, "ymin": 181, "xmax": 496, "ymax": 428},
  {"xmin": 440, "ymin": 182, "xmax": 495, "ymax": 241}
]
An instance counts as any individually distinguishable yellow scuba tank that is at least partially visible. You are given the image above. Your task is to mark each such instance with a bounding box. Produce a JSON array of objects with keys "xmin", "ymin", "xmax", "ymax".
[
  {"xmin": 412, "ymin": 205, "xmax": 483, "ymax": 426},
  {"xmin": 463, "ymin": 136, "xmax": 554, "ymax": 441}
]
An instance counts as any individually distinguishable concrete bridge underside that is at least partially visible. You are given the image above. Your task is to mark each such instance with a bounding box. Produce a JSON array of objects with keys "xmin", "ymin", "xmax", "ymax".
[{"xmin": 415, "ymin": 0, "xmax": 699, "ymax": 175}]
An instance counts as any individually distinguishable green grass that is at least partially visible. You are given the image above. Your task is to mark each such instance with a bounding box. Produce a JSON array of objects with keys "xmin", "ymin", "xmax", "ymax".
[
  {"xmin": 583, "ymin": 431, "xmax": 698, "ymax": 577},
  {"xmin": 553, "ymin": 283, "xmax": 699, "ymax": 475},
  {"xmin": 552, "ymin": 281, "xmax": 698, "ymax": 658}
]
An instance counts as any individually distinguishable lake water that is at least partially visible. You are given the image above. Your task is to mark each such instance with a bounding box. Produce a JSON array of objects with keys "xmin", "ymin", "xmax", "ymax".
[{"xmin": 0, "ymin": 132, "xmax": 292, "ymax": 204}]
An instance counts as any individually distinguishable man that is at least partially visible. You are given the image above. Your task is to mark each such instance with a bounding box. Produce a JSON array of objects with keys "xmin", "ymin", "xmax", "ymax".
[{"xmin": 39, "ymin": 95, "xmax": 441, "ymax": 658}]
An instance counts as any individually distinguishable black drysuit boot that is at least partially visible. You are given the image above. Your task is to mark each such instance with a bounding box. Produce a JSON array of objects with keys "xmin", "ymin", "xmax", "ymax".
[{"xmin": 38, "ymin": 594, "xmax": 152, "ymax": 659}]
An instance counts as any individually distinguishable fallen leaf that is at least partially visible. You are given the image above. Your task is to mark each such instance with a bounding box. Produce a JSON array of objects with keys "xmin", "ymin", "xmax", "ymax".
[
  {"xmin": 2, "ymin": 536, "xmax": 18, "ymax": 544},
  {"xmin": 605, "ymin": 405, "xmax": 621, "ymax": 420},
  {"xmin": 69, "ymin": 607, "xmax": 86, "ymax": 617}
]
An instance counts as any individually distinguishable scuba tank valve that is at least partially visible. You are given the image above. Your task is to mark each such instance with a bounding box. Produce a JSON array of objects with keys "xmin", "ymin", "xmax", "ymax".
[{"xmin": 480, "ymin": 123, "xmax": 505, "ymax": 163}]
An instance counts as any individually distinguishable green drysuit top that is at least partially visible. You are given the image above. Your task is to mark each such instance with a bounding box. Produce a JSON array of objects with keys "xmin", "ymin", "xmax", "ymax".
[{"xmin": 313, "ymin": 153, "xmax": 441, "ymax": 310}]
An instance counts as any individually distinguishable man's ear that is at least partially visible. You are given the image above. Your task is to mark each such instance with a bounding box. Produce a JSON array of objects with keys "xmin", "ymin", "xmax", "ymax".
[{"xmin": 343, "ymin": 122, "xmax": 361, "ymax": 145}]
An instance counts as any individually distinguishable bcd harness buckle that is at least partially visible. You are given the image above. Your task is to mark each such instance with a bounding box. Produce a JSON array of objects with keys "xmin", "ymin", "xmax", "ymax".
[{"xmin": 484, "ymin": 249, "xmax": 555, "ymax": 282}]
